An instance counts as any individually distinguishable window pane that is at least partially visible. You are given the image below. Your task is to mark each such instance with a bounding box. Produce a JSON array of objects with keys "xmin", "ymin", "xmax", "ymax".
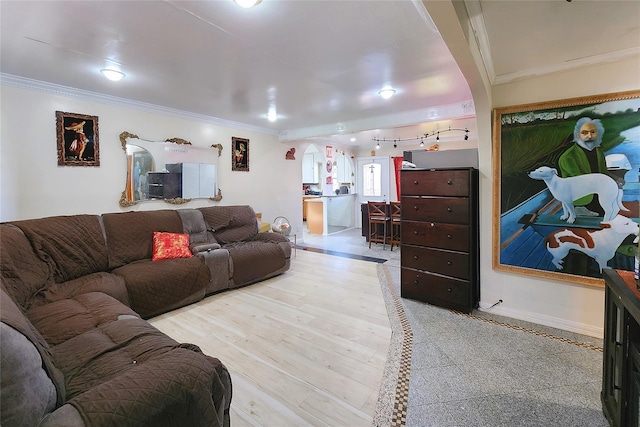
[{"xmin": 362, "ymin": 163, "xmax": 381, "ymax": 197}]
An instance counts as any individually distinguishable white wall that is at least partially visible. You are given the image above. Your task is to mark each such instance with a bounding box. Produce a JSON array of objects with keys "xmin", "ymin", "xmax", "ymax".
[
  {"xmin": 0, "ymin": 84, "xmax": 303, "ymax": 236},
  {"xmin": 426, "ymin": 0, "xmax": 640, "ymax": 338},
  {"xmin": 484, "ymin": 58, "xmax": 640, "ymax": 338}
]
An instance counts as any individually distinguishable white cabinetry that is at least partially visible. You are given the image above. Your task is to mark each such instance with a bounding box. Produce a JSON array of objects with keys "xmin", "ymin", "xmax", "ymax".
[
  {"xmin": 302, "ymin": 153, "xmax": 320, "ymax": 183},
  {"xmin": 167, "ymin": 163, "xmax": 217, "ymax": 198},
  {"xmin": 336, "ymin": 153, "xmax": 352, "ymax": 184}
]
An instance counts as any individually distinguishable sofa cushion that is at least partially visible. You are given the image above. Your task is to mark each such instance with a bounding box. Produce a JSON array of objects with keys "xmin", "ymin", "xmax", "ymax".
[
  {"xmin": 35, "ymin": 272, "xmax": 130, "ymax": 308},
  {"xmin": 9, "ymin": 215, "xmax": 109, "ymax": 283},
  {"xmin": 0, "ymin": 322, "xmax": 57, "ymax": 427},
  {"xmin": 112, "ymin": 257, "xmax": 208, "ymax": 318},
  {"xmin": 226, "ymin": 241, "xmax": 287, "ymax": 287},
  {"xmin": 199, "ymin": 205, "xmax": 258, "ymax": 244},
  {"xmin": 102, "ymin": 210, "xmax": 183, "ymax": 269},
  {"xmin": 0, "ymin": 285, "xmax": 66, "ymax": 406},
  {"xmin": 26, "ymin": 292, "xmax": 140, "ymax": 346},
  {"xmin": 152, "ymin": 232, "xmax": 192, "ymax": 261},
  {"xmin": 177, "ymin": 208, "xmax": 210, "ymax": 244},
  {"xmin": 0, "ymin": 224, "xmax": 52, "ymax": 309}
]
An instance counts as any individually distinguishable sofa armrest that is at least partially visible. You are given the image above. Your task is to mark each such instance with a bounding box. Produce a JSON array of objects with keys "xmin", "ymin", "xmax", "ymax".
[
  {"xmin": 196, "ymin": 249, "xmax": 230, "ymax": 294},
  {"xmin": 255, "ymin": 232, "xmax": 289, "ymax": 243},
  {"xmin": 190, "ymin": 242, "xmax": 221, "ymax": 254},
  {"xmin": 39, "ymin": 404, "xmax": 84, "ymax": 427}
]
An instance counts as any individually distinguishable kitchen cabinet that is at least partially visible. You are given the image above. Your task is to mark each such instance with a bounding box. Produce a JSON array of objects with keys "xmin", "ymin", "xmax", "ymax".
[
  {"xmin": 400, "ymin": 168, "xmax": 479, "ymax": 313},
  {"xmin": 336, "ymin": 152, "xmax": 352, "ymax": 184},
  {"xmin": 302, "ymin": 153, "xmax": 320, "ymax": 184},
  {"xmin": 306, "ymin": 198, "xmax": 324, "ymax": 234},
  {"xmin": 601, "ymin": 269, "xmax": 640, "ymax": 427},
  {"xmin": 302, "ymin": 195, "xmax": 319, "ymax": 220}
]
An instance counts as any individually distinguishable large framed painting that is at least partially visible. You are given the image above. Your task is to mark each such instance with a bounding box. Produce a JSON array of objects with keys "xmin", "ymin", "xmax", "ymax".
[
  {"xmin": 232, "ymin": 137, "xmax": 249, "ymax": 171},
  {"xmin": 56, "ymin": 111, "xmax": 99, "ymax": 166},
  {"xmin": 493, "ymin": 90, "xmax": 640, "ymax": 287}
]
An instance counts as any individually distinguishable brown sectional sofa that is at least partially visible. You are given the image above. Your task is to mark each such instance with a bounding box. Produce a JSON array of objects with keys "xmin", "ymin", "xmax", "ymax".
[{"xmin": 0, "ymin": 205, "xmax": 291, "ymax": 426}]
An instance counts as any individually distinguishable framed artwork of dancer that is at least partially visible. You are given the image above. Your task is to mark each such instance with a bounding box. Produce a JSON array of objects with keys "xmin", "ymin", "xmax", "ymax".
[{"xmin": 56, "ymin": 111, "xmax": 100, "ymax": 167}]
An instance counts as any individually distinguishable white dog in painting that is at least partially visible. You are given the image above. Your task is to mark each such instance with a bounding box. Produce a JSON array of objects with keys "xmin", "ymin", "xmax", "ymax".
[
  {"xmin": 528, "ymin": 166, "xmax": 627, "ymax": 223},
  {"xmin": 545, "ymin": 215, "xmax": 639, "ymax": 272}
]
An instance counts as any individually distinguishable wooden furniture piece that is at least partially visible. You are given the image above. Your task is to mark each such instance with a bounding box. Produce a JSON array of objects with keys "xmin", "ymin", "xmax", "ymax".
[
  {"xmin": 390, "ymin": 201, "xmax": 401, "ymax": 251},
  {"xmin": 147, "ymin": 172, "xmax": 181, "ymax": 199},
  {"xmin": 367, "ymin": 201, "xmax": 390, "ymax": 249},
  {"xmin": 306, "ymin": 199, "xmax": 324, "ymax": 234},
  {"xmin": 361, "ymin": 203, "xmax": 390, "ymax": 242},
  {"xmin": 400, "ymin": 167, "xmax": 479, "ymax": 313},
  {"xmin": 601, "ymin": 269, "xmax": 640, "ymax": 427}
]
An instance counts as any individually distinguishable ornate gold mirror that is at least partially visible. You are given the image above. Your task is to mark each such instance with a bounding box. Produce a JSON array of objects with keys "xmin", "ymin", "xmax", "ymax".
[{"xmin": 119, "ymin": 131, "xmax": 223, "ymax": 207}]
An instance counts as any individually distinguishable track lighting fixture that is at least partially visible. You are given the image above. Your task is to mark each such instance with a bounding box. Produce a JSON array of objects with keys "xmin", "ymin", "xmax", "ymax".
[{"xmin": 372, "ymin": 127, "xmax": 470, "ymax": 147}]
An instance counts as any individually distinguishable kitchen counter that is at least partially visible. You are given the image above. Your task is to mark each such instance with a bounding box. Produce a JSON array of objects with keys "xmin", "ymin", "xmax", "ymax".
[{"xmin": 304, "ymin": 194, "xmax": 355, "ymax": 235}]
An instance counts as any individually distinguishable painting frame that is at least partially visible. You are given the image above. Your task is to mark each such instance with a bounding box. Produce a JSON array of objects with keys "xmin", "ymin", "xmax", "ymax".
[
  {"xmin": 492, "ymin": 90, "xmax": 640, "ymax": 287},
  {"xmin": 56, "ymin": 111, "xmax": 100, "ymax": 166},
  {"xmin": 232, "ymin": 136, "xmax": 249, "ymax": 172}
]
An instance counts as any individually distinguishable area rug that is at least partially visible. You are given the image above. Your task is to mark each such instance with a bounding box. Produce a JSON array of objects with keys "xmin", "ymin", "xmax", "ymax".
[{"xmin": 372, "ymin": 263, "xmax": 604, "ymax": 427}]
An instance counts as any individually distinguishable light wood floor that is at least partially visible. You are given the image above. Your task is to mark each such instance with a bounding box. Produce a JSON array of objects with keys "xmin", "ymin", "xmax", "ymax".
[{"xmin": 149, "ymin": 250, "xmax": 392, "ymax": 426}]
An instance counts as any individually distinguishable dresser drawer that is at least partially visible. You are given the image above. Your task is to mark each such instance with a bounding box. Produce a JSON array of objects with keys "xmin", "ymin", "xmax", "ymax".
[
  {"xmin": 401, "ymin": 268, "xmax": 471, "ymax": 312},
  {"xmin": 401, "ymin": 196, "xmax": 469, "ymax": 224},
  {"xmin": 401, "ymin": 245, "xmax": 469, "ymax": 280},
  {"xmin": 402, "ymin": 220, "xmax": 469, "ymax": 252},
  {"xmin": 401, "ymin": 169, "xmax": 470, "ymax": 197}
]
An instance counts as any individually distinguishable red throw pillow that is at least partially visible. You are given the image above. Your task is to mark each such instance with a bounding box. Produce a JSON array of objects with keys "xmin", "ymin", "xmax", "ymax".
[{"xmin": 152, "ymin": 232, "xmax": 192, "ymax": 261}]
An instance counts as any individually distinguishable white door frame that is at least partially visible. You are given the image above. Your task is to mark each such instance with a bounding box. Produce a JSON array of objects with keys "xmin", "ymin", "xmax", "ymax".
[{"xmin": 355, "ymin": 156, "xmax": 390, "ymax": 228}]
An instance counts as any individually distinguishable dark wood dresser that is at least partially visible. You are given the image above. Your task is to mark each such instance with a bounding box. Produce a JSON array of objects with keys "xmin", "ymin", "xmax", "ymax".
[
  {"xmin": 601, "ymin": 268, "xmax": 640, "ymax": 427},
  {"xmin": 400, "ymin": 167, "xmax": 479, "ymax": 313}
]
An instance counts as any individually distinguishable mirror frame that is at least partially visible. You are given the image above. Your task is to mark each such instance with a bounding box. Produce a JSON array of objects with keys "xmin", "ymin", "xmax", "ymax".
[{"xmin": 119, "ymin": 131, "xmax": 223, "ymax": 207}]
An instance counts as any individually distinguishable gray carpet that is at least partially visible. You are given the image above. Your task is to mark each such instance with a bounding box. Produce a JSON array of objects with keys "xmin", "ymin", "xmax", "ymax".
[{"xmin": 374, "ymin": 263, "xmax": 609, "ymax": 427}]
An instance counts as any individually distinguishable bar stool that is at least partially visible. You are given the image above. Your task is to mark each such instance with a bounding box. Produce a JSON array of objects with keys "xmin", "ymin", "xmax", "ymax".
[
  {"xmin": 389, "ymin": 201, "xmax": 401, "ymax": 251},
  {"xmin": 368, "ymin": 201, "xmax": 389, "ymax": 249}
]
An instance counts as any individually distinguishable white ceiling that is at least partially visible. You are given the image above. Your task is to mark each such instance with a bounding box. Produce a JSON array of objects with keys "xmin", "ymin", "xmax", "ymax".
[{"xmin": 1, "ymin": 0, "xmax": 638, "ymax": 149}]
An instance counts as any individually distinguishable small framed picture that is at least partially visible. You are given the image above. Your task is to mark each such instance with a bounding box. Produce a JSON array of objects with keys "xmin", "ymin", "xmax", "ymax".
[
  {"xmin": 326, "ymin": 145, "xmax": 333, "ymax": 158},
  {"xmin": 56, "ymin": 111, "xmax": 100, "ymax": 166},
  {"xmin": 232, "ymin": 137, "xmax": 249, "ymax": 171}
]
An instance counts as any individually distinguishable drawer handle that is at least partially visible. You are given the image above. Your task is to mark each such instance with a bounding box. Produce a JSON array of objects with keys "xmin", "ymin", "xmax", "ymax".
[
  {"xmin": 414, "ymin": 230, "xmax": 418, "ymax": 235},
  {"xmin": 414, "ymin": 280, "xmax": 419, "ymax": 284},
  {"xmin": 447, "ymin": 207, "xmax": 452, "ymax": 212},
  {"xmin": 447, "ymin": 261, "xmax": 452, "ymax": 265},
  {"xmin": 413, "ymin": 180, "xmax": 419, "ymax": 185},
  {"xmin": 430, "ymin": 222, "xmax": 435, "ymax": 227},
  {"xmin": 447, "ymin": 288, "xmax": 452, "ymax": 293},
  {"xmin": 414, "ymin": 255, "xmax": 419, "ymax": 260},
  {"xmin": 447, "ymin": 179, "xmax": 452, "ymax": 185},
  {"xmin": 447, "ymin": 234, "xmax": 452, "ymax": 239},
  {"xmin": 413, "ymin": 205, "xmax": 419, "ymax": 211}
]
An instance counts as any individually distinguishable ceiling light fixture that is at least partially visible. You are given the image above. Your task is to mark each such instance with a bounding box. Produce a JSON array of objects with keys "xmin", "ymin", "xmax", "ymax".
[
  {"xmin": 267, "ymin": 105, "xmax": 277, "ymax": 122},
  {"xmin": 100, "ymin": 69, "xmax": 125, "ymax": 81},
  {"xmin": 372, "ymin": 127, "xmax": 470, "ymax": 146},
  {"xmin": 378, "ymin": 87, "xmax": 396, "ymax": 100},
  {"xmin": 234, "ymin": 0, "xmax": 262, "ymax": 8}
]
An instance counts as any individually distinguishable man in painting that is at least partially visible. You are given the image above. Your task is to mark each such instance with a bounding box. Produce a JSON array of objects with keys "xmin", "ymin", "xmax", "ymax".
[
  {"xmin": 65, "ymin": 120, "xmax": 89, "ymax": 161},
  {"xmin": 558, "ymin": 117, "xmax": 608, "ymax": 216}
]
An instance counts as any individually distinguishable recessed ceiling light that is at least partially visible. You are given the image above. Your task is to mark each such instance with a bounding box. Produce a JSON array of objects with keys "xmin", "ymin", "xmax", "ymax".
[
  {"xmin": 350, "ymin": 137, "xmax": 356, "ymax": 142},
  {"xmin": 100, "ymin": 69, "xmax": 125, "ymax": 81},
  {"xmin": 267, "ymin": 105, "xmax": 277, "ymax": 122},
  {"xmin": 378, "ymin": 88, "xmax": 396, "ymax": 100},
  {"xmin": 234, "ymin": 0, "xmax": 262, "ymax": 8}
]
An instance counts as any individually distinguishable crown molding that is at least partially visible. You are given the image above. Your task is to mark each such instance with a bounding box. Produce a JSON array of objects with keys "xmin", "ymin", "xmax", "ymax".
[
  {"xmin": 492, "ymin": 47, "xmax": 640, "ymax": 85},
  {"xmin": 464, "ymin": 1, "xmax": 640, "ymax": 86},
  {"xmin": 0, "ymin": 73, "xmax": 279, "ymax": 136}
]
